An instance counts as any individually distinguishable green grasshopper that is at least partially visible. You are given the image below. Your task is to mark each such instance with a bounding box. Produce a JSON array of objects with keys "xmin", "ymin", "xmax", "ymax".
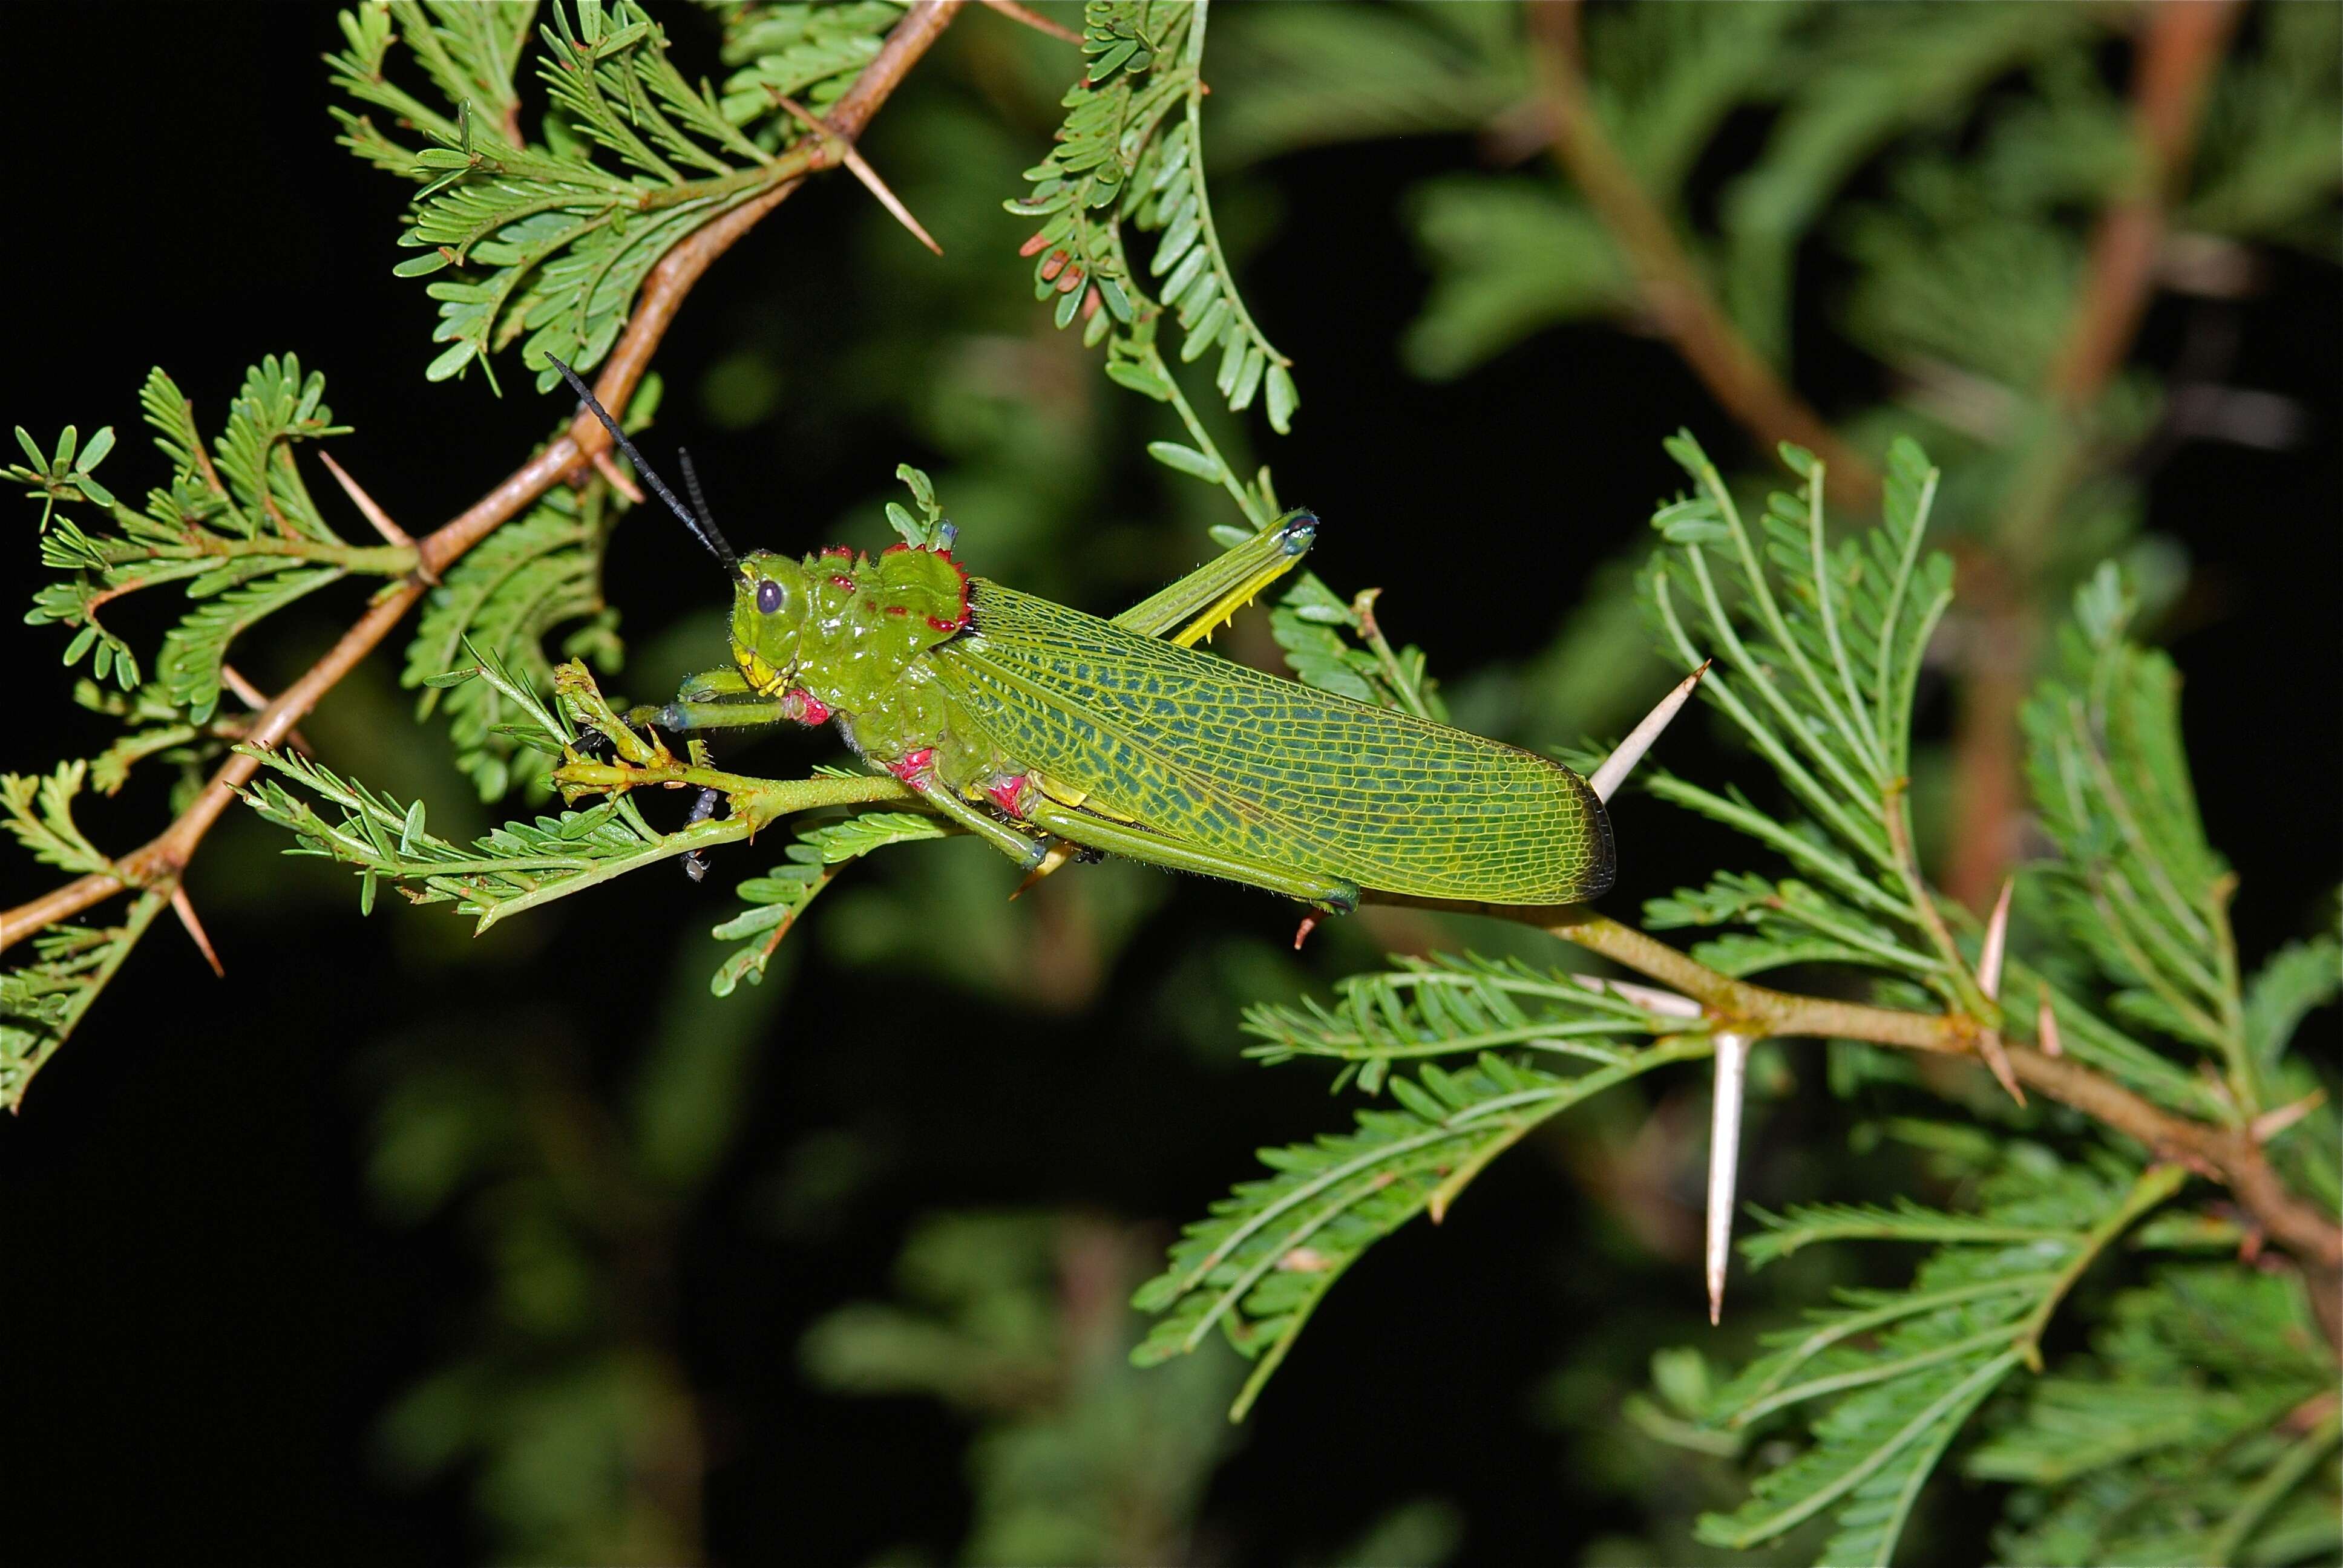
[{"xmin": 548, "ymin": 359, "xmax": 1613, "ymax": 920}]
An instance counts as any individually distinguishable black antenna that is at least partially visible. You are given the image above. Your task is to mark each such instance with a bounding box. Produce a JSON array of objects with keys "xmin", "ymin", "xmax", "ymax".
[
  {"xmin": 674, "ymin": 448, "xmax": 725, "ymax": 550},
  {"xmin": 543, "ymin": 354, "xmax": 739, "ymax": 573}
]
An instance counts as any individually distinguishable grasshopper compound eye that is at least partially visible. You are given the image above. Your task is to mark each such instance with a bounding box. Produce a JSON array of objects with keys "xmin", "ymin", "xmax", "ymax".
[{"xmin": 756, "ymin": 578, "xmax": 787, "ymax": 616}]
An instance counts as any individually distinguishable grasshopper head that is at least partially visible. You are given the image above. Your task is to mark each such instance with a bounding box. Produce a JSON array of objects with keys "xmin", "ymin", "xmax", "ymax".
[{"xmin": 730, "ymin": 551, "xmax": 811, "ymax": 695}]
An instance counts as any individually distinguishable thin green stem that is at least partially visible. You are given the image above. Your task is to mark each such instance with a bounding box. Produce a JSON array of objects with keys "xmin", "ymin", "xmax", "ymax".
[
  {"xmin": 1709, "ymin": 1350, "xmax": 2024, "ymax": 1548},
  {"xmin": 2011, "ymin": 1161, "xmax": 2190, "ymax": 1371},
  {"xmin": 1807, "ymin": 463, "xmax": 1887, "ymax": 769},
  {"xmin": 1731, "ymin": 1273, "xmax": 2059, "ymax": 1417},
  {"xmin": 1735, "ymin": 1327, "xmax": 2025, "ymax": 1426},
  {"xmin": 2205, "ymin": 1405, "xmax": 2342, "ymax": 1567},
  {"xmin": 1175, "ymin": 3, "xmax": 1286, "ymax": 377},
  {"xmin": 1701, "ymin": 452, "xmax": 1881, "ymax": 790},
  {"xmin": 1156, "ymin": 348, "xmax": 1270, "ymax": 528},
  {"xmin": 1884, "ymin": 780, "xmax": 1995, "ymax": 1021}
]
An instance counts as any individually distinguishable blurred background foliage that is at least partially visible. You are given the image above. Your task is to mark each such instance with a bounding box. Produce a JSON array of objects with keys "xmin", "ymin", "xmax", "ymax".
[{"xmin": 1, "ymin": 2, "xmax": 2335, "ymax": 1564}]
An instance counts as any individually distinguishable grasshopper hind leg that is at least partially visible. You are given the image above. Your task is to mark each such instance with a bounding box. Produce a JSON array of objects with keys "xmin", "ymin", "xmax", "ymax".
[{"xmin": 1018, "ymin": 799, "xmax": 1360, "ymax": 913}]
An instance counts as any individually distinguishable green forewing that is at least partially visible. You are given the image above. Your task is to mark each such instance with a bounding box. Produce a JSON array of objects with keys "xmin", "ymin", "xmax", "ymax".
[{"xmin": 933, "ymin": 583, "xmax": 1614, "ymax": 903}]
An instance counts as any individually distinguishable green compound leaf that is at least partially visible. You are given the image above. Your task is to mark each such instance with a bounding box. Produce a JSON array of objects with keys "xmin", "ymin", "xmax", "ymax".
[
  {"xmin": 1241, "ymin": 951, "xmax": 1708, "ymax": 1093},
  {"xmin": 238, "ymin": 742, "xmax": 675, "ymax": 932},
  {"xmin": 1, "ymin": 762, "xmax": 113, "ymax": 877},
  {"xmin": 2022, "ymin": 566, "xmax": 2247, "ymax": 1074},
  {"xmin": 1971, "ymin": 1265, "xmax": 2338, "ymax": 1567},
  {"xmin": 1633, "ymin": 435, "xmax": 1968, "ymax": 1011},
  {"xmin": 1692, "ymin": 1155, "xmax": 2187, "ymax": 1565},
  {"xmin": 1010, "ymin": 1, "xmax": 1299, "ymax": 431},
  {"xmin": 14, "ymin": 358, "xmax": 390, "ymax": 714},
  {"xmin": 402, "ymin": 486, "xmax": 620, "ymax": 800},
  {"xmin": 331, "ymin": 1, "xmax": 904, "ymax": 390},
  {"xmin": 1133, "ymin": 1037, "xmax": 1703, "ymax": 1420},
  {"xmin": 709, "ymin": 808, "xmax": 946, "ymax": 997},
  {"xmin": 0, "ymin": 894, "xmax": 169, "ymax": 1114},
  {"xmin": 159, "ymin": 566, "xmax": 346, "ymax": 727}
]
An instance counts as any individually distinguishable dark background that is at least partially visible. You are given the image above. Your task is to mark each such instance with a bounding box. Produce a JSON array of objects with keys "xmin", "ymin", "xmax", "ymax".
[{"xmin": 2, "ymin": 5, "xmax": 2335, "ymax": 1565}]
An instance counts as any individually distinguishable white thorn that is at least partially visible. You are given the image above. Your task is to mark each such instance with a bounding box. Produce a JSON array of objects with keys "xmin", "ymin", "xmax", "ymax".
[
  {"xmin": 1976, "ymin": 1028, "xmax": 2027, "ymax": 1106},
  {"xmin": 169, "ymin": 884, "xmax": 224, "ymax": 978},
  {"xmin": 1591, "ymin": 660, "xmax": 1710, "ymax": 803},
  {"xmin": 590, "ymin": 446, "xmax": 646, "ymax": 505},
  {"xmin": 2250, "ymin": 1089, "xmax": 2325, "ymax": 1144},
  {"xmin": 2036, "ymin": 991, "xmax": 2063, "ymax": 1057},
  {"xmin": 1570, "ymin": 973, "xmax": 1704, "ymax": 1019},
  {"xmin": 1978, "ymin": 875, "xmax": 2014, "ymax": 999},
  {"xmin": 774, "ymin": 94, "xmax": 943, "ymax": 256},
  {"xmin": 977, "ymin": 0, "xmax": 1083, "ymax": 44},
  {"xmin": 1706, "ymin": 1031, "xmax": 1751, "ymax": 1327},
  {"xmin": 316, "ymin": 450, "xmax": 413, "ymax": 549}
]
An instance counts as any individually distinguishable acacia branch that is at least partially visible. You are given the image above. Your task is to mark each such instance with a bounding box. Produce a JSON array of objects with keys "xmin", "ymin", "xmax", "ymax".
[
  {"xmin": 1524, "ymin": 0, "xmax": 1880, "ymax": 509},
  {"xmin": 1546, "ymin": 910, "xmax": 2340, "ymax": 1320},
  {"xmin": 2048, "ymin": 0, "xmax": 2245, "ymax": 404},
  {"xmin": 1, "ymin": 0, "xmax": 962, "ymax": 956},
  {"xmin": 1945, "ymin": 0, "xmax": 2243, "ymax": 913},
  {"xmin": 1372, "ymin": 895, "xmax": 2342, "ymax": 1342}
]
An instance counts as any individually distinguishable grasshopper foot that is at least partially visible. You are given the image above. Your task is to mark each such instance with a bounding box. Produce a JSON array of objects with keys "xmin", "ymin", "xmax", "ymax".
[
  {"xmin": 1292, "ymin": 881, "xmax": 1360, "ymax": 949},
  {"xmin": 680, "ymin": 786, "xmax": 723, "ymax": 882},
  {"xmin": 574, "ymin": 705, "xmax": 667, "ymax": 763}
]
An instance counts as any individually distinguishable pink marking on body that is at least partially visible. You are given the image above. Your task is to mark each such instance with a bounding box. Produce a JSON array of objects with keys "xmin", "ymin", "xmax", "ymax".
[
  {"xmin": 931, "ymin": 548, "xmax": 974, "ymax": 632},
  {"xmin": 883, "ymin": 747, "xmax": 936, "ymax": 786},
  {"xmin": 884, "ymin": 604, "xmax": 908, "ymax": 617},
  {"xmin": 830, "ymin": 573, "xmax": 856, "ymax": 591},
  {"xmin": 985, "ymin": 774, "xmax": 1032, "ymax": 817},
  {"xmin": 819, "ymin": 544, "xmax": 854, "ymax": 560},
  {"xmin": 787, "ymin": 688, "xmax": 832, "ymax": 726}
]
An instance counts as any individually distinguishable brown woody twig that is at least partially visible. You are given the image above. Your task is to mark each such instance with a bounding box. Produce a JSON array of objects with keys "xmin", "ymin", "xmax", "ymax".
[
  {"xmin": 1368, "ymin": 895, "xmax": 2341, "ymax": 1348},
  {"xmin": 1944, "ymin": 0, "xmax": 2243, "ymax": 913},
  {"xmin": 1, "ymin": 1, "xmax": 963, "ymax": 958},
  {"xmin": 1524, "ymin": 0, "xmax": 1881, "ymax": 510}
]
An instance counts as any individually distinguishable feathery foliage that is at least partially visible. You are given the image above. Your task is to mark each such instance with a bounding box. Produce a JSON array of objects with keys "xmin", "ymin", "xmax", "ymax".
[
  {"xmin": 239, "ymin": 647, "xmax": 683, "ymax": 927},
  {"xmin": 0, "ymin": 765, "xmax": 168, "ymax": 1109},
  {"xmin": 1634, "ymin": 436, "xmax": 1973, "ymax": 993},
  {"xmin": 1684, "ymin": 1151, "xmax": 2186, "ymax": 1563},
  {"xmin": 2022, "ymin": 569, "xmax": 2248, "ymax": 1088},
  {"xmin": 1010, "ymin": 1, "xmax": 1297, "ymax": 436},
  {"xmin": 4, "ymin": 7, "xmax": 2335, "ymax": 1562},
  {"xmin": 1973, "ymin": 1262, "xmax": 2338, "ymax": 1566},
  {"xmin": 401, "ymin": 483, "xmax": 623, "ymax": 801},
  {"xmin": 707, "ymin": 807, "xmax": 945, "ymax": 998},
  {"xmin": 1132, "ymin": 1036, "xmax": 1709, "ymax": 1420},
  {"xmin": 329, "ymin": 1, "xmax": 898, "ymax": 390},
  {"xmin": 11, "ymin": 357, "xmax": 404, "ymax": 720}
]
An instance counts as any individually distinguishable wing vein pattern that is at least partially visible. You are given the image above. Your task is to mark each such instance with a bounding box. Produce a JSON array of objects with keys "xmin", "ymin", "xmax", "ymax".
[{"xmin": 931, "ymin": 583, "xmax": 1613, "ymax": 903}]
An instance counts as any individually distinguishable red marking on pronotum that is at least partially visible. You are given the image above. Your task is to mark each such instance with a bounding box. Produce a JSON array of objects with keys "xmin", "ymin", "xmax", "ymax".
[
  {"xmin": 884, "ymin": 604, "xmax": 908, "ymax": 617},
  {"xmin": 819, "ymin": 544, "xmax": 854, "ymax": 560},
  {"xmin": 985, "ymin": 775, "xmax": 1032, "ymax": 817},
  {"xmin": 830, "ymin": 574, "xmax": 856, "ymax": 591}
]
